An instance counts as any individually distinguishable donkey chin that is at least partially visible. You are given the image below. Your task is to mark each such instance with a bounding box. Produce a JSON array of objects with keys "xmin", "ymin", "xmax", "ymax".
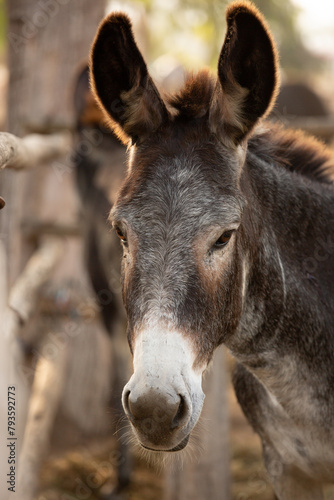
[{"xmin": 121, "ymin": 327, "xmax": 206, "ymax": 452}]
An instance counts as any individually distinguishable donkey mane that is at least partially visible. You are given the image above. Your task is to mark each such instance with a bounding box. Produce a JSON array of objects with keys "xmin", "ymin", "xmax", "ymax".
[
  {"xmin": 249, "ymin": 123, "xmax": 334, "ymax": 184},
  {"xmin": 167, "ymin": 71, "xmax": 334, "ymax": 184}
]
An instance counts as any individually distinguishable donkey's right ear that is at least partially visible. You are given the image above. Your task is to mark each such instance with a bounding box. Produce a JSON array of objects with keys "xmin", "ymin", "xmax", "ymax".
[{"xmin": 90, "ymin": 14, "xmax": 169, "ymax": 145}]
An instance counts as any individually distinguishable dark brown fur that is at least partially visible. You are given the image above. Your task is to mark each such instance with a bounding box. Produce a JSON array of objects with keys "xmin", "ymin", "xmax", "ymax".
[{"xmin": 250, "ymin": 123, "xmax": 334, "ymax": 183}]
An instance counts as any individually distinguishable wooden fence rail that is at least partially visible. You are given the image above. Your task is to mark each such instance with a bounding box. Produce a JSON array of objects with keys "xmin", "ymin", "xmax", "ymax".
[
  {"xmin": 6, "ymin": 238, "xmax": 64, "ymax": 339},
  {"xmin": 0, "ymin": 131, "xmax": 70, "ymax": 171},
  {"xmin": 0, "ymin": 131, "xmax": 71, "ymax": 210}
]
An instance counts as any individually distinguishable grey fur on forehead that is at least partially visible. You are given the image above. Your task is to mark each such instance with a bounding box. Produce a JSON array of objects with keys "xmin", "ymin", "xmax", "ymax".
[{"xmin": 112, "ymin": 155, "xmax": 244, "ymax": 229}]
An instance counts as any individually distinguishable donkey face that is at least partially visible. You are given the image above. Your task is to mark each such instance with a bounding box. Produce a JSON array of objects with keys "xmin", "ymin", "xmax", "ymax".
[
  {"xmin": 110, "ymin": 137, "xmax": 245, "ymax": 452},
  {"xmin": 90, "ymin": 1, "xmax": 279, "ymax": 452}
]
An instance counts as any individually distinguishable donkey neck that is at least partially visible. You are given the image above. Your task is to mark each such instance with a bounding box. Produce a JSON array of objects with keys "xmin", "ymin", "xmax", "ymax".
[
  {"xmin": 246, "ymin": 147, "xmax": 334, "ymax": 250},
  {"xmin": 226, "ymin": 144, "xmax": 334, "ymax": 421},
  {"xmin": 229, "ymin": 140, "xmax": 334, "ymax": 406}
]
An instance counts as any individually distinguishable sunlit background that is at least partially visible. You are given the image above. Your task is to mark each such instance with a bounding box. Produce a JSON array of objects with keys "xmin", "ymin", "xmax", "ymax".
[
  {"xmin": 292, "ymin": 0, "xmax": 334, "ymax": 56},
  {"xmin": 104, "ymin": 0, "xmax": 334, "ymax": 111},
  {"xmin": 107, "ymin": 0, "xmax": 334, "ymax": 70},
  {"xmin": 0, "ymin": 0, "xmax": 334, "ymax": 109}
]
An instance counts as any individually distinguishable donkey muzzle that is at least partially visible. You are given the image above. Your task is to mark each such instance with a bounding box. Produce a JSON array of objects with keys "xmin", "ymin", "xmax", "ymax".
[
  {"xmin": 123, "ymin": 384, "xmax": 192, "ymax": 451},
  {"xmin": 122, "ymin": 326, "xmax": 205, "ymax": 451}
]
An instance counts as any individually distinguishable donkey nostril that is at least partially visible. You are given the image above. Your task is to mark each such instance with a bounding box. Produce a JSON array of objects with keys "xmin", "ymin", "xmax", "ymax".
[
  {"xmin": 171, "ymin": 395, "xmax": 188, "ymax": 429},
  {"xmin": 123, "ymin": 389, "xmax": 132, "ymax": 416}
]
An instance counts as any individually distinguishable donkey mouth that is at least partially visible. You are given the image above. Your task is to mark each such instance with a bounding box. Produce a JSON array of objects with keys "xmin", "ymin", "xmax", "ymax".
[{"xmin": 141, "ymin": 434, "xmax": 190, "ymax": 453}]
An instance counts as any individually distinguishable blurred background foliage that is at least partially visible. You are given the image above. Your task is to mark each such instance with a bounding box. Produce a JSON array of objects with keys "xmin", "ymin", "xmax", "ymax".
[
  {"xmin": 124, "ymin": 0, "xmax": 325, "ymax": 77},
  {"xmin": 0, "ymin": 0, "xmax": 328, "ymax": 75}
]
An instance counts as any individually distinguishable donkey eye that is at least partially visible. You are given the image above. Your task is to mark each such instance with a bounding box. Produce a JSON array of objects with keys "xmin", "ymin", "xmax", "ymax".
[
  {"xmin": 214, "ymin": 230, "xmax": 234, "ymax": 248},
  {"xmin": 115, "ymin": 227, "xmax": 127, "ymax": 243}
]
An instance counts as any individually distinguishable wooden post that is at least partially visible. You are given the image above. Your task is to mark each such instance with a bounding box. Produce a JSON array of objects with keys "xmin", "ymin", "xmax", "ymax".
[
  {"xmin": 0, "ymin": 237, "xmax": 64, "ymax": 499},
  {"xmin": 17, "ymin": 338, "xmax": 69, "ymax": 500},
  {"xmin": 0, "ymin": 241, "xmax": 21, "ymax": 497},
  {"xmin": 1, "ymin": 1, "xmax": 107, "ymax": 497},
  {"xmin": 165, "ymin": 346, "xmax": 231, "ymax": 500},
  {"xmin": 2, "ymin": 0, "xmax": 106, "ymax": 288},
  {"xmin": 6, "ymin": 0, "xmax": 107, "ymax": 135},
  {"xmin": 6, "ymin": 237, "xmax": 64, "ymax": 335}
]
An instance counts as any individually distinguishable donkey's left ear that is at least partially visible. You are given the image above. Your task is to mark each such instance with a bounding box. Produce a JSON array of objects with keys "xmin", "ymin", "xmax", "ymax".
[{"xmin": 210, "ymin": 1, "xmax": 279, "ymax": 146}]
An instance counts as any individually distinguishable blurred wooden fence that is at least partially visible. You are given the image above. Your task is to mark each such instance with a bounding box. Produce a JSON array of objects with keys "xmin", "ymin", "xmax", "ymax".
[
  {"xmin": 1, "ymin": 2, "xmax": 107, "ymax": 500},
  {"xmin": 0, "ymin": 130, "xmax": 68, "ymax": 500}
]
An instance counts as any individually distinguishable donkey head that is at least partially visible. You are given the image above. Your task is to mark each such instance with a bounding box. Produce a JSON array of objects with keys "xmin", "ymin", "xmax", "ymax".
[{"xmin": 90, "ymin": 1, "xmax": 279, "ymax": 452}]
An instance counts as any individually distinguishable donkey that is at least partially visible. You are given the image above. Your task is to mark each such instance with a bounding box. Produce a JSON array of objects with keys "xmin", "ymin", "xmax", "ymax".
[{"xmin": 90, "ymin": 1, "xmax": 334, "ymax": 498}]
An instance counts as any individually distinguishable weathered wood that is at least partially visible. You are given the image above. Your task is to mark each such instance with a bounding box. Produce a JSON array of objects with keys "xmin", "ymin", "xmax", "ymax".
[
  {"xmin": 165, "ymin": 346, "xmax": 231, "ymax": 500},
  {"xmin": 0, "ymin": 132, "xmax": 71, "ymax": 171},
  {"xmin": 17, "ymin": 335, "xmax": 69, "ymax": 500},
  {"xmin": 7, "ymin": 0, "xmax": 107, "ymax": 135},
  {"xmin": 2, "ymin": 237, "xmax": 63, "ymax": 500},
  {"xmin": 0, "ymin": 241, "xmax": 30, "ymax": 500},
  {"xmin": 7, "ymin": 238, "xmax": 64, "ymax": 335},
  {"xmin": 0, "ymin": 240, "xmax": 6, "ymax": 312},
  {"xmin": 21, "ymin": 218, "xmax": 82, "ymax": 238},
  {"xmin": 1, "ymin": 2, "xmax": 107, "ymax": 498},
  {"xmin": 2, "ymin": 0, "xmax": 106, "ymax": 288},
  {"xmin": 0, "ymin": 241, "xmax": 9, "ymax": 484}
]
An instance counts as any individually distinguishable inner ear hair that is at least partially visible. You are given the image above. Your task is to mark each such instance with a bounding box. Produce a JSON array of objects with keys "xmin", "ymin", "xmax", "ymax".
[
  {"xmin": 210, "ymin": 1, "xmax": 280, "ymax": 146},
  {"xmin": 90, "ymin": 13, "xmax": 169, "ymax": 145}
]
